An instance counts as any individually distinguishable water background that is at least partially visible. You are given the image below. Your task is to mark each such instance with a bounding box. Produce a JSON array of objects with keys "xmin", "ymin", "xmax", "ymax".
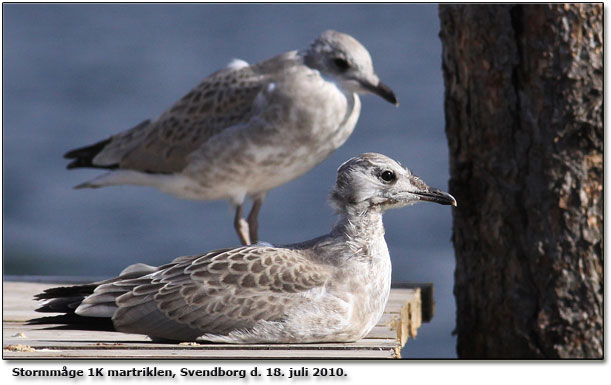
[{"xmin": 2, "ymin": 3, "xmax": 456, "ymax": 358}]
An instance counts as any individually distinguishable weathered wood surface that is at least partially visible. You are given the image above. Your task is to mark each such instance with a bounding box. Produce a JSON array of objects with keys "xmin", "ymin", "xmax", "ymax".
[{"xmin": 3, "ymin": 279, "xmax": 430, "ymax": 359}]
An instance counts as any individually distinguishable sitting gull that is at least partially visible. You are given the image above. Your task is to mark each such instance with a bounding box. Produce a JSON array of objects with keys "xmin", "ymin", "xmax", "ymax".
[
  {"xmin": 34, "ymin": 153, "xmax": 455, "ymax": 343},
  {"xmin": 64, "ymin": 30, "xmax": 398, "ymax": 245}
]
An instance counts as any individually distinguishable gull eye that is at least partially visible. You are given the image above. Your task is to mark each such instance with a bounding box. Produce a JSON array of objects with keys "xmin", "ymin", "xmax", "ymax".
[
  {"xmin": 380, "ymin": 170, "xmax": 396, "ymax": 183},
  {"xmin": 333, "ymin": 58, "xmax": 350, "ymax": 71}
]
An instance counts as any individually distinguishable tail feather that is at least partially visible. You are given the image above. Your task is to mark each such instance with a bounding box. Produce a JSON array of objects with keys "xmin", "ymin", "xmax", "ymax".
[
  {"xmin": 36, "ymin": 296, "xmax": 86, "ymax": 313},
  {"xmin": 28, "ymin": 314, "xmax": 115, "ymax": 331},
  {"xmin": 30, "ymin": 263, "xmax": 161, "ymax": 329},
  {"xmin": 33, "ymin": 284, "xmax": 98, "ymax": 315},
  {"xmin": 29, "ymin": 284, "xmax": 117, "ymax": 330},
  {"xmin": 64, "ymin": 138, "xmax": 118, "ymax": 170},
  {"xmin": 28, "ymin": 283, "xmax": 114, "ymax": 330},
  {"xmin": 64, "ymin": 119, "xmax": 151, "ymax": 170},
  {"xmin": 34, "ymin": 284, "xmax": 98, "ymax": 301}
]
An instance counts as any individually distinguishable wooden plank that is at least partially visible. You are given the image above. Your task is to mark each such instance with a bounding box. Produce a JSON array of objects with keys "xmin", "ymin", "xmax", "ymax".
[
  {"xmin": 392, "ymin": 282, "xmax": 434, "ymax": 322},
  {"xmin": 4, "ymin": 347, "xmax": 395, "ymax": 359},
  {"xmin": 3, "ymin": 279, "xmax": 430, "ymax": 359}
]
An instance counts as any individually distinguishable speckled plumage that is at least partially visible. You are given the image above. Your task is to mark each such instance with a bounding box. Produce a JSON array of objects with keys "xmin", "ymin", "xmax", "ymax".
[
  {"xmin": 65, "ymin": 30, "xmax": 398, "ymax": 245},
  {"xmin": 34, "ymin": 153, "xmax": 455, "ymax": 343}
]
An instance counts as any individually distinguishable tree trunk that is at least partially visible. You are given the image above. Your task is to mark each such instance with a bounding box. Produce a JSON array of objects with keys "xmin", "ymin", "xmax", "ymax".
[{"xmin": 439, "ymin": 4, "xmax": 602, "ymax": 358}]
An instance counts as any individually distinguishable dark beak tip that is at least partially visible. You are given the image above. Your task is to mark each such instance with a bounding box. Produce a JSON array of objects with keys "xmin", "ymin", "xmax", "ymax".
[
  {"xmin": 416, "ymin": 189, "xmax": 457, "ymax": 207},
  {"xmin": 448, "ymin": 193, "xmax": 458, "ymax": 207},
  {"xmin": 382, "ymin": 89, "xmax": 398, "ymax": 106},
  {"xmin": 443, "ymin": 193, "xmax": 458, "ymax": 207},
  {"xmin": 385, "ymin": 91, "xmax": 398, "ymax": 107},
  {"xmin": 383, "ymin": 92, "xmax": 398, "ymax": 107},
  {"xmin": 370, "ymin": 80, "xmax": 398, "ymax": 106}
]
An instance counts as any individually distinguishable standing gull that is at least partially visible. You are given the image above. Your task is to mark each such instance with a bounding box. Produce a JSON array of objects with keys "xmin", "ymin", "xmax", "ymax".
[
  {"xmin": 64, "ymin": 30, "xmax": 398, "ymax": 245},
  {"xmin": 34, "ymin": 153, "xmax": 455, "ymax": 343}
]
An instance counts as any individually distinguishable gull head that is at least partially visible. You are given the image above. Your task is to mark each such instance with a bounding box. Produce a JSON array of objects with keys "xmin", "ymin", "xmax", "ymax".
[
  {"xmin": 330, "ymin": 153, "xmax": 456, "ymax": 214},
  {"xmin": 303, "ymin": 30, "xmax": 398, "ymax": 106}
]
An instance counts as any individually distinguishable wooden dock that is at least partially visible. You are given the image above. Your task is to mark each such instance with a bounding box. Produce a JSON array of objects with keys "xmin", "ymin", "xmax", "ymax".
[{"xmin": 3, "ymin": 278, "xmax": 432, "ymax": 359}]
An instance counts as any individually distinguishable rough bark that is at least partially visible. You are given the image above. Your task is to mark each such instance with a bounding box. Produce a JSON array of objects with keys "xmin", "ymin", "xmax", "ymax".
[{"xmin": 439, "ymin": 4, "xmax": 602, "ymax": 358}]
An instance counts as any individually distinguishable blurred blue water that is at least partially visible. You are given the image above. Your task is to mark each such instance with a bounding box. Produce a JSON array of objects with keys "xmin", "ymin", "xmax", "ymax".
[{"xmin": 2, "ymin": 3, "xmax": 456, "ymax": 358}]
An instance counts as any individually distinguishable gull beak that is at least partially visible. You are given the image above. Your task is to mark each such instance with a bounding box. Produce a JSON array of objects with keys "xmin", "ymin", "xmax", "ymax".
[
  {"xmin": 410, "ymin": 188, "xmax": 457, "ymax": 207},
  {"xmin": 360, "ymin": 78, "xmax": 399, "ymax": 106}
]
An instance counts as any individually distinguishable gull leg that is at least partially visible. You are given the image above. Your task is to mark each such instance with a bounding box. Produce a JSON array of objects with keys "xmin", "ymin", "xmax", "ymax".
[
  {"xmin": 233, "ymin": 204, "xmax": 251, "ymax": 245},
  {"xmin": 247, "ymin": 194, "xmax": 265, "ymax": 244}
]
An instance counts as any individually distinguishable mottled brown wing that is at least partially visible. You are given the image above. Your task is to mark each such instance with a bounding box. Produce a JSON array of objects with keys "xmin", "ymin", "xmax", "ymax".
[
  {"xmin": 95, "ymin": 66, "xmax": 268, "ymax": 173},
  {"xmin": 113, "ymin": 246, "xmax": 329, "ymax": 337}
]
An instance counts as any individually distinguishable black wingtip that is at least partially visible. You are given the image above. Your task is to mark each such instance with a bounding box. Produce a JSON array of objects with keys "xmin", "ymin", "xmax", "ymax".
[
  {"xmin": 66, "ymin": 158, "xmax": 89, "ymax": 169},
  {"xmin": 64, "ymin": 138, "xmax": 117, "ymax": 169},
  {"xmin": 27, "ymin": 315, "xmax": 115, "ymax": 331},
  {"xmin": 63, "ymin": 138, "xmax": 120, "ymax": 170},
  {"xmin": 35, "ymin": 284, "xmax": 97, "ymax": 300},
  {"xmin": 64, "ymin": 138, "xmax": 111, "ymax": 159}
]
